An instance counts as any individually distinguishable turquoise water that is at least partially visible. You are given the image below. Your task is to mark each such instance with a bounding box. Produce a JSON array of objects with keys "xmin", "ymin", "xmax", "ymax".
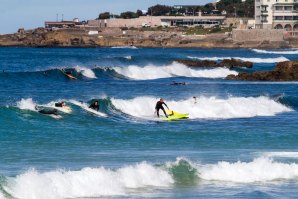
[{"xmin": 0, "ymin": 47, "xmax": 298, "ymax": 199}]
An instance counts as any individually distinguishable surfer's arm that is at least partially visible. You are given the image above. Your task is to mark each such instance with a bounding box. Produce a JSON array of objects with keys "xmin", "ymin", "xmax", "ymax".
[{"xmin": 163, "ymin": 102, "xmax": 169, "ymax": 109}]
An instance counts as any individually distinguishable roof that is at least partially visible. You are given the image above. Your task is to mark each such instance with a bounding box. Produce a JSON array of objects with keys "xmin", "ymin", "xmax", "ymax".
[
  {"xmin": 45, "ymin": 21, "xmax": 80, "ymax": 25},
  {"xmin": 161, "ymin": 16, "xmax": 226, "ymax": 20}
]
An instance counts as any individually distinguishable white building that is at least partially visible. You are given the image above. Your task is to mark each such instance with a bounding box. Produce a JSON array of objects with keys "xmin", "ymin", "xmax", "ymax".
[{"xmin": 255, "ymin": 0, "xmax": 298, "ymax": 30}]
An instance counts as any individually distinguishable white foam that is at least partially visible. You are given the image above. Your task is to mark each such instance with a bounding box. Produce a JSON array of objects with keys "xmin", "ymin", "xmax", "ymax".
[
  {"xmin": 74, "ymin": 66, "xmax": 97, "ymax": 79},
  {"xmin": 16, "ymin": 98, "xmax": 37, "ymax": 111},
  {"xmin": 262, "ymin": 152, "xmax": 298, "ymax": 158},
  {"xmin": 16, "ymin": 98, "xmax": 63, "ymax": 119},
  {"xmin": 124, "ymin": 56, "xmax": 132, "ymax": 60},
  {"xmin": 113, "ymin": 62, "xmax": 237, "ymax": 80},
  {"xmin": 199, "ymin": 157, "xmax": 298, "ymax": 183},
  {"xmin": 70, "ymin": 100, "xmax": 107, "ymax": 117},
  {"xmin": 3, "ymin": 162, "xmax": 173, "ymax": 199},
  {"xmin": 111, "ymin": 96, "xmax": 292, "ymax": 120},
  {"xmin": 252, "ymin": 48, "xmax": 298, "ymax": 55},
  {"xmin": 112, "ymin": 46, "xmax": 138, "ymax": 49},
  {"xmin": 0, "ymin": 192, "xmax": 5, "ymax": 199},
  {"xmin": 188, "ymin": 56, "xmax": 289, "ymax": 63}
]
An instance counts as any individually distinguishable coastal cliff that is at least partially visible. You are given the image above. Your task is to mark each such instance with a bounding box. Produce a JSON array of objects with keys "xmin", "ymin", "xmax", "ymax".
[{"xmin": 0, "ymin": 28, "xmax": 294, "ymax": 48}]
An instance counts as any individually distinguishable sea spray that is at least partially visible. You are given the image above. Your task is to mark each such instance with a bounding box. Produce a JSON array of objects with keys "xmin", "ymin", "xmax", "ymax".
[
  {"xmin": 16, "ymin": 98, "xmax": 37, "ymax": 111},
  {"xmin": 188, "ymin": 56, "xmax": 289, "ymax": 63},
  {"xmin": 111, "ymin": 96, "xmax": 292, "ymax": 120},
  {"xmin": 113, "ymin": 62, "xmax": 238, "ymax": 80}
]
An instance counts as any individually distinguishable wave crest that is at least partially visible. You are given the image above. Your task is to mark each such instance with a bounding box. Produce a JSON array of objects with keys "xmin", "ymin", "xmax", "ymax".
[
  {"xmin": 112, "ymin": 62, "xmax": 237, "ymax": 80},
  {"xmin": 252, "ymin": 49, "xmax": 298, "ymax": 55},
  {"xmin": 188, "ymin": 56, "xmax": 289, "ymax": 63},
  {"xmin": 111, "ymin": 96, "xmax": 292, "ymax": 120},
  {"xmin": 3, "ymin": 163, "xmax": 173, "ymax": 199}
]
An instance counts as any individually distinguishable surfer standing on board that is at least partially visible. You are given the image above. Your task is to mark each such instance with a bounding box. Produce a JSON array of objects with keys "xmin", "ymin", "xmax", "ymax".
[{"xmin": 155, "ymin": 98, "xmax": 169, "ymax": 118}]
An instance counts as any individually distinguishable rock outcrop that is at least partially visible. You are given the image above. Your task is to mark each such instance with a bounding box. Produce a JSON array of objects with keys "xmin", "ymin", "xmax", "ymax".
[
  {"xmin": 0, "ymin": 28, "xmax": 295, "ymax": 48},
  {"xmin": 227, "ymin": 60, "xmax": 298, "ymax": 81},
  {"xmin": 176, "ymin": 58, "xmax": 253, "ymax": 69}
]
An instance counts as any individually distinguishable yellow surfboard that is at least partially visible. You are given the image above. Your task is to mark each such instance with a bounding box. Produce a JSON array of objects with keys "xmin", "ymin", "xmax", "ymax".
[{"xmin": 164, "ymin": 110, "xmax": 189, "ymax": 121}]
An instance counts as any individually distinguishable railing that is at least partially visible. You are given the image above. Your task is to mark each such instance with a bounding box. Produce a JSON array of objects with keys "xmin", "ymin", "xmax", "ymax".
[{"xmin": 261, "ymin": 20, "xmax": 268, "ymax": 23}]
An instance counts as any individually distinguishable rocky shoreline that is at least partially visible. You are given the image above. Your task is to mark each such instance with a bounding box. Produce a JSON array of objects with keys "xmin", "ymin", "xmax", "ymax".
[
  {"xmin": 176, "ymin": 59, "xmax": 253, "ymax": 69},
  {"xmin": 227, "ymin": 61, "xmax": 298, "ymax": 81},
  {"xmin": 0, "ymin": 28, "xmax": 295, "ymax": 49}
]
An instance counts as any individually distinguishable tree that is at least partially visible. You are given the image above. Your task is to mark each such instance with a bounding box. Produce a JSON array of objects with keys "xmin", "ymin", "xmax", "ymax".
[
  {"xmin": 216, "ymin": 0, "xmax": 254, "ymax": 18},
  {"xmin": 136, "ymin": 10, "xmax": 143, "ymax": 17},
  {"xmin": 120, "ymin": 11, "xmax": 138, "ymax": 19},
  {"xmin": 98, "ymin": 12, "xmax": 110, "ymax": 19},
  {"xmin": 147, "ymin": 4, "xmax": 173, "ymax": 16}
]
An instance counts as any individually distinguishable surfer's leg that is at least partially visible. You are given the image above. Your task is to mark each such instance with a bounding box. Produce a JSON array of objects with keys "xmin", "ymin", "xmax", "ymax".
[
  {"xmin": 162, "ymin": 108, "xmax": 168, "ymax": 118},
  {"xmin": 156, "ymin": 108, "xmax": 160, "ymax": 117}
]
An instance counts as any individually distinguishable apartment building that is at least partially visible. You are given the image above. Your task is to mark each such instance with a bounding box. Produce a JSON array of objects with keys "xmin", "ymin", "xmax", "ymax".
[{"xmin": 255, "ymin": 0, "xmax": 298, "ymax": 30}]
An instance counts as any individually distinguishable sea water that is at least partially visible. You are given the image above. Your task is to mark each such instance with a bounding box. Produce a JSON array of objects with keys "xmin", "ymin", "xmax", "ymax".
[{"xmin": 0, "ymin": 47, "xmax": 298, "ymax": 199}]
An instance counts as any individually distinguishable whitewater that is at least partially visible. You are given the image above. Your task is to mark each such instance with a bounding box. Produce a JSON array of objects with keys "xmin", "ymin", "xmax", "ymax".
[
  {"xmin": 1, "ymin": 47, "xmax": 298, "ymax": 199},
  {"xmin": 112, "ymin": 62, "xmax": 238, "ymax": 80},
  {"xmin": 2, "ymin": 155, "xmax": 298, "ymax": 199}
]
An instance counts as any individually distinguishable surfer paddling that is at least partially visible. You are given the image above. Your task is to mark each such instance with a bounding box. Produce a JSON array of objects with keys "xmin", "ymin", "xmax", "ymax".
[
  {"xmin": 155, "ymin": 98, "xmax": 169, "ymax": 118},
  {"xmin": 89, "ymin": 100, "xmax": 100, "ymax": 111}
]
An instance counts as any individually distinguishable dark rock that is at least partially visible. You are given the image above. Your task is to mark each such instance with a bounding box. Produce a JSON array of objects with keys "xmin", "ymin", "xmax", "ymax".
[
  {"xmin": 176, "ymin": 60, "xmax": 218, "ymax": 67},
  {"xmin": 176, "ymin": 59, "xmax": 253, "ymax": 69},
  {"xmin": 227, "ymin": 60, "xmax": 298, "ymax": 81},
  {"xmin": 221, "ymin": 58, "xmax": 253, "ymax": 68}
]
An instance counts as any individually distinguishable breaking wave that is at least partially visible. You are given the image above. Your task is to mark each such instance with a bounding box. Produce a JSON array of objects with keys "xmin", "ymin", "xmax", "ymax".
[
  {"xmin": 111, "ymin": 96, "xmax": 292, "ymax": 120},
  {"xmin": 2, "ymin": 162, "xmax": 173, "ymax": 199},
  {"xmin": 198, "ymin": 157, "xmax": 298, "ymax": 183},
  {"xmin": 252, "ymin": 49, "xmax": 298, "ymax": 55},
  {"xmin": 188, "ymin": 56, "xmax": 289, "ymax": 63},
  {"xmin": 74, "ymin": 66, "xmax": 97, "ymax": 79},
  {"xmin": 112, "ymin": 62, "xmax": 238, "ymax": 80},
  {"xmin": 2, "ymin": 156, "xmax": 298, "ymax": 199}
]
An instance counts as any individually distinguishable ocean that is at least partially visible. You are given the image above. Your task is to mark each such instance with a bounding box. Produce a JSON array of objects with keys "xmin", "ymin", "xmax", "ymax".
[{"xmin": 0, "ymin": 47, "xmax": 298, "ymax": 199}]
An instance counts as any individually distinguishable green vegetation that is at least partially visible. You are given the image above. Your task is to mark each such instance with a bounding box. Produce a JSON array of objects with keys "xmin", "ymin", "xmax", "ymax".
[
  {"xmin": 216, "ymin": 0, "xmax": 254, "ymax": 18},
  {"xmin": 147, "ymin": 4, "xmax": 172, "ymax": 16},
  {"xmin": 185, "ymin": 26, "xmax": 232, "ymax": 35},
  {"xmin": 97, "ymin": 0, "xmax": 254, "ymax": 19},
  {"xmin": 129, "ymin": 26, "xmax": 232, "ymax": 35}
]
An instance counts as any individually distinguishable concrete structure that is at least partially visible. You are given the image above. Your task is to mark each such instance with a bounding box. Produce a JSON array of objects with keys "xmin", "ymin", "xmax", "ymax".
[
  {"xmin": 255, "ymin": 0, "xmax": 298, "ymax": 30},
  {"xmin": 233, "ymin": 29, "xmax": 285, "ymax": 41},
  {"xmin": 88, "ymin": 16, "xmax": 225, "ymax": 28},
  {"xmin": 45, "ymin": 19, "xmax": 82, "ymax": 29}
]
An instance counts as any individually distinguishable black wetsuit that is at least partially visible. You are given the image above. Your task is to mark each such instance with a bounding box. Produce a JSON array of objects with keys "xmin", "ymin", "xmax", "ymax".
[
  {"xmin": 89, "ymin": 102, "xmax": 99, "ymax": 111},
  {"xmin": 38, "ymin": 109, "xmax": 58, "ymax": 115},
  {"xmin": 55, "ymin": 102, "xmax": 63, "ymax": 107},
  {"xmin": 155, "ymin": 101, "xmax": 169, "ymax": 117}
]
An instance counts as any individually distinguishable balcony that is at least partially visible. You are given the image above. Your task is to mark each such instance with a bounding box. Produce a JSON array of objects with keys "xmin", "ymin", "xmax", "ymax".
[
  {"xmin": 261, "ymin": 20, "xmax": 268, "ymax": 23},
  {"xmin": 261, "ymin": 10, "xmax": 268, "ymax": 13}
]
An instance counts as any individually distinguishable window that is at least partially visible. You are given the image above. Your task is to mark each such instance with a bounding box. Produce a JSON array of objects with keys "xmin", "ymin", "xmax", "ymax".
[
  {"xmin": 284, "ymin": 16, "xmax": 293, "ymax": 20},
  {"xmin": 275, "ymin": 16, "xmax": 283, "ymax": 20}
]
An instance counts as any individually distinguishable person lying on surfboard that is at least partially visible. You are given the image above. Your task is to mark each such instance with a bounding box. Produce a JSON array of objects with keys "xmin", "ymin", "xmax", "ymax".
[
  {"xmin": 89, "ymin": 100, "xmax": 100, "ymax": 111},
  {"xmin": 155, "ymin": 98, "xmax": 169, "ymax": 118}
]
